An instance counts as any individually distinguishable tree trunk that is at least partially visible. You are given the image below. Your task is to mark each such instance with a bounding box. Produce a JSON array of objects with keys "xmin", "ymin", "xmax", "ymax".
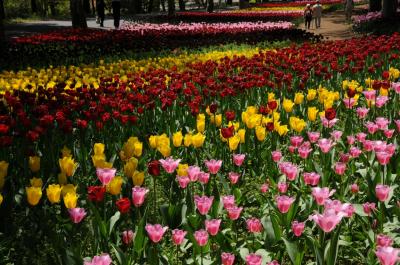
[
  {"xmin": 207, "ymin": 0, "xmax": 214, "ymax": 12},
  {"xmin": 70, "ymin": 0, "xmax": 87, "ymax": 28},
  {"xmin": 83, "ymin": 0, "xmax": 91, "ymax": 13},
  {"xmin": 168, "ymin": 0, "xmax": 175, "ymax": 15},
  {"xmin": 0, "ymin": 0, "xmax": 4, "ymax": 43},
  {"xmin": 178, "ymin": 0, "xmax": 185, "ymax": 10},
  {"xmin": 369, "ymin": 0, "xmax": 382, "ymax": 11},
  {"xmin": 31, "ymin": 0, "xmax": 37, "ymax": 13},
  {"xmin": 239, "ymin": 0, "xmax": 247, "ymax": 9},
  {"xmin": 382, "ymin": 0, "xmax": 396, "ymax": 17},
  {"xmin": 49, "ymin": 0, "xmax": 56, "ymax": 16}
]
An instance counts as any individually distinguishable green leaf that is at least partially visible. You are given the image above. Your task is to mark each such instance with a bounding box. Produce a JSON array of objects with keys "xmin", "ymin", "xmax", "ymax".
[
  {"xmin": 109, "ymin": 211, "xmax": 121, "ymax": 236},
  {"xmin": 134, "ymin": 214, "xmax": 147, "ymax": 255},
  {"xmin": 326, "ymin": 224, "xmax": 342, "ymax": 265},
  {"xmin": 239, "ymin": 247, "xmax": 250, "ymax": 261},
  {"xmin": 111, "ymin": 243, "xmax": 127, "ymax": 265},
  {"xmin": 282, "ymin": 237, "xmax": 303, "ymax": 265}
]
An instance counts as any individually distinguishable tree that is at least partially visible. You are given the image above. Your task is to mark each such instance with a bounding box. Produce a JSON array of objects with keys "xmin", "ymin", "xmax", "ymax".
[
  {"xmin": 178, "ymin": 0, "xmax": 185, "ymax": 11},
  {"xmin": 369, "ymin": 0, "xmax": 382, "ymax": 11},
  {"xmin": 207, "ymin": 0, "xmax": 214, "ymax": 12},
  {"xmin": 31, "ymin": 0, "xmax": 37, "ymax": 13},
  {"xmin": 70, "ymin": 0, "xmax": 87, "ymax": 28},
  {"xmin": 382, "ymin": 0, "xmax": 396, "ymax": 18},
  {"xmin": 0, "ymin": 0, "xmax": 4, "ymax": 42},
  {"xmin": 168, "ymin": 0, "xmax": 175, "ymax": 15}
]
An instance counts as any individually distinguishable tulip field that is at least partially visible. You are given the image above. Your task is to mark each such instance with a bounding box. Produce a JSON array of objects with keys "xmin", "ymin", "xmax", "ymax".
[{"xmin": 0, "ymin": 4, "xmax": 400, "ymax": 264}]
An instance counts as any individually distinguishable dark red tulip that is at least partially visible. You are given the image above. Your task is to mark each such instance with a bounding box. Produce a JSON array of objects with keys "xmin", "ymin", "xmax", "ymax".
[
  {"xmin": 148, "ymin": 160, "xmax": 161, "ymax": 176},
  {"xmin": 88, "ymin": 186, "xmax": 106, "ymax": 202}
]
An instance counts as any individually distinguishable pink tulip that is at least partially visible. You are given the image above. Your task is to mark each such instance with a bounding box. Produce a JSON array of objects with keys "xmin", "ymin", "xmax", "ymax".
[
  {"xmin": 307, "ymin": 131, "xmax": 320, "ymax": 143},
  {"xmin": 172, "ymin": 229, "xmax": 187, "ymax": 245},
  {"xmin": 356, "ymin": 132, "xmax": 367, "ymax": 143},
  {"xmin": 376, "ymin": 184, "xmax": 390, "ymax": 202},
  {"xmin": 194, "ymin": 229, "xmax": 208, "ymax": 246},
  {"xmin": 84, "ymin": 253, "xmax": 112, "ymax": 265},
  {"xmin": 321, "ymin": 117, "xmax": 338, "ymax": 128},
  {"xmin": 260, "ymin": 183, "xmax": 269, "ymax": 193},
  {"xmin": 334, "ymin": 162, "xmax": 346, "ymax": 175},
  {"xmin": 268, "ymin": 261, "xmax": 280, "ymax": 265},
  {"xmin": 377, "ymin": 234, "xmax": 393, "ymax": 247},
  {"xmin": 271, "ymin": 150, "xmax": 283, "ymax": 162},
  {"xmin": 393, "ymin": 82, "xmax": 400, "ymax": 94},
  {"xmin": 291, "ymin": 220, "xmax": 305, "ymax": 237},
  {"xmin": 356, "ymin": 107, "xmax": 369, "ymax": 119},
  {"xmin": 363, "ymin": 140, "xmax": 374, "ymax": 151},
  {"xmin": 198, "ymin": 172, "xmax": 210, "ymax": 184},
  {"xmin": 324, "ymin": 201, "xmax": 355, "ymax": 218},
  {"xmin": 298, "ymin": 144, "xmax": 312, "ymax": 159},
  {"xmin": 290, "ymin": 136, "xmax": 303, "ymax": 147},
  {"xmin": 343, "ymin": 98, "xmax": 356, "ymax": 108},
  {"xmin": 221, "ymin": 252, "xmax": 235, "ymax": 265},
  {"xmin": 288, "ymin": 145, "xmax": 296, "ymax": 154},
  {"xmin": 384, "ymin": 129, "xmax": 395, "ymax": 139},
  {"xmin": 68, "ymin": 208, "xmax": 87, "ymax": 224},
  {"xmin": 366, "ymin": 122, "xmax": 379, "ymax": 134},
  {"xmin": 228, "ymin": 172, "xmax": 240, "ymax": 184},
  {"xmin": 312, "ymin": 187, "xmax": 335, "ymax": 205},
  {"xmin": 96, "ymin": 168, "xmax": 116, "ymax": 185},
  {"xmin": 385, "ymin": 144, "xmax": 396, "ymax": 155},
  {"xmin": 375, "ymin": 96, "xmax": 389, "ymax": 108},
  {"xmin": 246, "ymin": 254, "xmax": 263, "ymax": 265},
  {"xmin": 145, "ymin": 224, "xmax": 168, "ymax": 243},
  {"xmin": 122, "ymin": 230, "xmax": 134, "ymax": 245},
  {"xmin": 395, "ymin": 120, "xmax": 400, "ymax": 132},
  {"xmin": 339, "ymin": 152, "xmax": 351, "ymax": 163},
  {"xmin": 375, "ymin": 246, "xmax": 400, "ymax": 265},
  {"xmin": 277, "ymin": 182, "xmax": 288, "ymax": 193},
  {"xmin": 347, "ymin": 135, "xmax": 356, "ymax": 145},
  {"xmin": 132, "ymin": 186, "xmax": 149, "ymax": 207},
  {"xmin": 176, "ymin": 175, "xmax": 190, "ymax": 189},
  {"xmin": 187, "ymin": 165, "xmax": 201, "ymax": 182},
  {"xmin": 204, "ymin": 159, "xmax": 222, "ymax": 174},
  {"xmin": 276, "ymin": 195, "xmax": 295, "ymax": 213},
  {"xmin": 194, "ymin": 195, "xmax": 214, "ymax": 215},
  {"xmin": 318, "ymin": 138, "xmax": 334, "ymax": 153},
  {"xmin": 205, "ymin": 219, "xmax": 221, "ymax": 236},
  {"xmin": 246, "ymin": 218, "xmax": 263, "ymax": 233},
  {"xmin": 303, "ymin": 172, "xmax": 320, "ymax": 186},
  {"xmin": 310, "ymin": 209, "xmax": 344, "ymax": 232},
  {"xmin": 363, "ymin": 202, "xmax": 376, "ymax": 215},
  {"xmin": 330, "ymin": 130, "xmax": 343, "ymax": 141},
  {"xmin": 222, "ymin": 195, "xmax": 236, "ymax": 209},
  {"xmin": 375, "ymin": 117, "xmax": 390, "ymax": 130},
  {"xmin": 362, "ymin": 90, "xmax": 376, "ymax": 100},
  {"xmin": 376, "ymin": 151, "xmax": 392, "ymax": 165},
  {"xmin": 233, "ymin": 154, "xmax": 246, "ymax": 166},
  {"xmin": 374, "ymin": 141, "xmax": 387, "ymax": 152},
  {"xmin": 226, "ymin": 206, "xmax": 243, "ymax": 220},
  {"xmin": 350, "ymin": 183, "xmax": 359, "ymax": 194},
  {"xmin": 159, "ymin": 157, "xmax": 181, "ymax": 173},
  {"xmin": 283, "ymin": 164, "xmax": 298, "ymax": 181},
  {"xmin": 349, "ymin": 146, "xmax": 362, "ymax": 158}
]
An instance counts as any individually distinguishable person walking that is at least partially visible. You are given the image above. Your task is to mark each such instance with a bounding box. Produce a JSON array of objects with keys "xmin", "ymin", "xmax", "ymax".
[
  {"xmin": 96, "ymin": 0, "xmax": 105, "ymax": 27},
  {"xmin": 313, "ymin": 0, "xmax": 323, "ymax": 28},
  {"xmin": 345, "ymin": 0, "xmax": 354, "ymax": 22},
  {"xmin": 112, "ymin": 0, "xmax": 121, "ymax": 29},
  {"xmin": 304, "ymin": 4, "xmax": 313, "ymax": 29}
]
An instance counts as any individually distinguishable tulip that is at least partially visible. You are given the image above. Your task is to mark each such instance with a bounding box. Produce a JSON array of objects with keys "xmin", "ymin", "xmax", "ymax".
[
  {"xmin": 291, "ymin": 220, "xmax": 305, "ymax": 237},
  {"xmin": 289, "ymin": 117, "xmax": 306, "ymax": 133},
  {"xmin": 375, "ymin": 247, "xmax": 400, "ymax": 265},
  {"xmin": 246, "ymin": 253, "xmax": 262, "ymax": 265},
  {"xmin": 88, "ymin": 186, "xmax": 106, "ymax": 202},
  {"xmin": 68, "ymin": 207, "xmax": 87, "ymax": 223},
  {"xmin": 308, "ymin": 107, "xmax": 319, "ymax": 122},
  {"xmin": 363, "ymin": 202, "xmax": 376, "ymax": 215},
  {"xmin": 376, "ymin": 184, "xmax": 390, "ymax": 202},
  {"xmin": 228, "ymin": 135, "xmax": 241, "ymax": 151},
  {"xmin": 159, "ymin": 157, "xmax": 181, "ymax": 174},
  {"xmin": 366, "ymin": 122, "xmax": 379, "ymax": 134},
  {"xmin": 271, "ymin": 150, "xmax": 282, "ymax": 162},
  {"xmin": 377, "ymin": 234, "xmax": 393, "ymax": 247},
  {"xmin": 356, "ymin": 107, "xmax": 369, "ymax": 119},
  {"xmin": 64, "ymin": 192, "xmax": 78, "ymax": 209},
  {"xmin": 255, "ymin": 125, "xmax": 266, "ymax": 141},
  {"xmin": 172, "ymin": 229, "xmax": 187, "ymax": 245},
  {"xmin": 260, "ymin": 183, "xmax": 269, "ymax": 193},
  {"xmin": 187, "ymin": 166, "xmax": 201, "ymax": 182},
  {"xmin": 205, "ymin": 219, "xmax": 221, "ymax": 236},
  {"xmin": 30, "ymin": 177, "xmax": 43, "ymax": 188},
  {"xmin": 107, "ymin": 176, "xmax": 123, "ymax": 195},
  {"xmin": 222, "ymin": 195, "xmax": 235, "ymax": 209},
  {"xmin": 350, "ymin": 183, "xmax": 359, "ymax": 194},
  {"xmin": 228, "ymin": 172, "xmax": 240, "ymax": 184},
  {"xmin": 312, "ymin": 187, "xmax": 336, "ymax": 205},
  {"xmin": 198, "ymin": 172, "xmax": 210, "ymax": 184},
  {"xmin": 59, "ymin": 156, "xmax": 77, "ymax": 177},
  {"xmin": 307, "ymin": 131, "xmax": 320, "ymax": 143},
  {"xmin": 268, "ymin": 261, "xmax": 280, "ymax": 265},
  {"xmin": 375, "ymin": 96, "xmax": 389, "ymax": 108},
  {"xmin": 356, "ymin": 132, "xmax": 367, "ymax": 143},
  {"xmin": 145, "ymin": 224, "xmax": 168, "ymax": 243},
  {"xmin": 191, "ymin": 132, "xmax": 206, "ymax": 148},
  {"xmin": 172, "ymin": 131, "xmax": 183, "ymax": 147},
  {"xmin": 330, "ymin": 130, "xmax": 343, "ymax": 141},
  {"xmin": 46, "ymin": 184, "xmax": 61, "ymax": 204},
  {"xmin": 277, "ymin": 182, "xmax": 288, "ymax": 193},
  {"xmin": 29, "ymin": 156, "xmax": 40, "ymax": 173},
  {"xmin": 26, "ymin": 186, "xmax": 42, "ymax": 206},
  {"xmin": 194, "ymin": 195, "xmax": 213, "ymax": 215},
  {"xmin": 124, "ymin": 157, "xmax": 138, "ymax": 178},
  {"xmin": 310, "ymin": 209, "xmax": 344, "ymax": 233},
  {"xmin": 147, "ymin": 160, "xmax": 161, "ymax": 176},
  {"xmin": 246, "ymin": 218, "xmax": 263, "ymax": 233},
  {"xmin": 194, "ymin": 229, "xmax": 208, "ymax": 246},
  {"xmin": 0, "ymin": 161, "xmax": 9, "ymax": 190},
  {"xmin": 122, "ymin": 230, "xmax": 135, "ymax": 245},
  {"xmin": 176, "ymin": 175, "xmax": 190, "ymax": 188},
  {"xmin": 383, "ymin": 129, "xmax": 395, "ymax": 138},
  {"xmin": 318, "ymin": 138, "xmax": 334, "ymax": 153},
  {"xmin": 132, "ymin": 186, "xmax": 149, "ymax": 207},
  {"xmin": 84, "ymin": 253, "xmax": 112, "ymax": 265},
  {"xmin": 221, "ymin": 252, "xmax": 235, "ymax": 265},
  {"xmin": 204, "ymin": 159, "xmax": 222, "ymax": 174},
  {"xmin": 334, "ymin": 162, "xmax": 346, "ymax": 175},
  {"xmin": 290, "ymin": 136, "xmax": 303, "ymax": 147},
  {"xmin": 0, "ymin": 193, "xmax": 3, "ymax": 205},
  {"xmin": 116, "ymin": 197, "xmax": 131, "ymax": 214},
  {"xmin": 298, "ymin": 144, "xmax": 313, "ymax": 159},
  {"xmin": 221, "ymin": 125, "xmax": 235, "ymax": 139},
  {"xmin": 376, "ymin": 151, "xmax": 392, "ymax": 165},
  {"xmin": 303, "ymin": 172, "xmax": 320, "ymax": 186},
  {"xmin": 283, "ymin": 98, "xmax": 295, "ymax": 113},
  {"xmin": 232, "ymin": 153, "xmax": 245, "ymax": 166},
  {"xmin": 276, "ymin": 195, "xmax": 295, "ymax": 213},
  {"xmin": 226, "ymin": 206, "xmax": 243, "ymax": 220}
]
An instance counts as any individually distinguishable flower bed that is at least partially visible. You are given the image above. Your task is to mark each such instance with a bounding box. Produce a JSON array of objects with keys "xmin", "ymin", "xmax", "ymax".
[
  {"xmin": 253, "ymin": 0, "xmax": 343, "ymax": 8},
  {"xmin": 0, "ymin": 34, "xmax": 400, "ymax": 264}
]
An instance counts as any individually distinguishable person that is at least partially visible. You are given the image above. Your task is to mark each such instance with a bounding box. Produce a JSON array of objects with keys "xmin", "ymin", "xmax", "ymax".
[
  {"xmin": 345, "ymin": 0, "xmax": 354, "ymax": 22},
  {"xmin": 96, "ymin": 0, "xmax": 105, "ymax": 27},
  {"xmin": 304, "ymin": 4, "xmax": 313, "ymax": 30},
  {"xmin": 313, "ymin": 0, "xmax": 322, "ymax": 28},
  {"xmin": 112, "ymin": 0, "xmax": 121, "ymax": 29}
]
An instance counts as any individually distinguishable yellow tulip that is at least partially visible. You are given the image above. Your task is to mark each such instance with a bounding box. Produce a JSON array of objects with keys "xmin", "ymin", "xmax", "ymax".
[
  {"xmin": 158, "ymin": 144, "xmax": 171, "ymax": 157},
  {"xmin": 294, "ymin": 93, "xmax": 304, "ymax": 105},
  {"xmin": 61, "ymin": 146, "xmax": 72, "ymax": 157},
  {"xmin": 30, "ymin": 177, "xmax": 43, "ymax": 188},
  {"xmin": 124, "ymin": 157, "xmax": 138, "ymax": 178},
  {"xmin": 228, "ymin": 121, "xmax": 240, "ymax": 132},
  {"xmin": 197, "ymin": 119, "xmax": 205, "ymax": 133},
  {"xmin": 133, "ymin": 142, "xmax": 143, "ymax": 157},
  {"xmin": 173, "ymin": 131, "xmax": 183, "ymax": 147},
  {"xmin": 197, "ymin": 113, "xmax": 205, "ymax": 121},
  {"xmin": 149, "ymin": 135, "xmax": 158, "ymax": 149},
  {"xmin": 246, "ymin": 114, "xmax": 262, "ymax": 129},
  {"xmin": 308, "ymin": 107, "xmax": 319, "ymax": 122},
  {"xmin": 132, "ymin": 171, "xmax": 145, "ymax": 186},
  {"xmin": 241, "ymin": 111, "xmax": 249, "ymax": 124},
  {"xmin": 26, "ymin": 186, "xmax": 42, "ymax": 206},
  {"xmin": 0, "ymin": 161, "xmax": 9, "ymax": 190},
  {"xmin": 210, "ymin": 114, "xmax": 222, "ymax": 127},
  {"xmin": 255, "ymin": 125, "xmax": 266, "ymax": 141},
  {"xmin": 177, "ymin": 164, "xmax": 189, "ymax": 177},
  {"xmin": 246, "ymin": 106, "xmax": 258, "ymax": 115},
  {"xmin": 289, "ymin": 117, "xmax": 307, "ymax": 133},
  {"xmin": 268, "ymin": 92, "xmax": 276, "ymax": 102},
  {"xmin": 61, "ymin": 184, "xmax": 77, "ymax": 197},
  {"xmin": 120, "ymin": 137, "xmax": 142, "ymax": 161},
  {"xmin": 324, "ymin": 99, "xmax": 334, "ymax": 110},
  {"xmin": 191, "ymin": 132, "xmax": 205, "ymax": 148},
  {"xmin": 29, "ymin": 156, "xmax": 41, "ymax": 173},
  {"xmin": 46, "ymin": 184, "xmax": 61, "ymax": 204},
  {"xmin": 282, "ymin": 99, "xmax": 295, "ymax": 113},
  {"xmin": 276, "ymin": 125, "xmax": 289, "ymax": 136},
  {"xmin": 380, "ymin": 88, "xmax": 388, "ymax": 96},
  {"xmin": 92, "ymin": 154, "xmax": 105, "ymax": 168},
  {"xmin": 238, "ymin": 129, "xmax": 246, "ymax": 143},
  {"xmin": 228, "ymin": 135, "xmax": 241, "ymax": 151},
  {"xmin": 0, "ymin": 193, "xmax": 3, "ymax": 205},
  {"xmin": 59, "ymin": 156, "xmax": 77, "ymax": 177},
  {"xmin": 307, "ymin": 89, "xmax": 317, "ymax": 101},
  {"xmin": 63, "ymin": 192, "xmax": 78, "ymax": 209},
  {"xmin": 93, "ymin": 143, "xmax": 105, "ymax": 155},
  {"xmin": 107, "ymin": 176, "xmax": 123, "ymax": 195}
]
